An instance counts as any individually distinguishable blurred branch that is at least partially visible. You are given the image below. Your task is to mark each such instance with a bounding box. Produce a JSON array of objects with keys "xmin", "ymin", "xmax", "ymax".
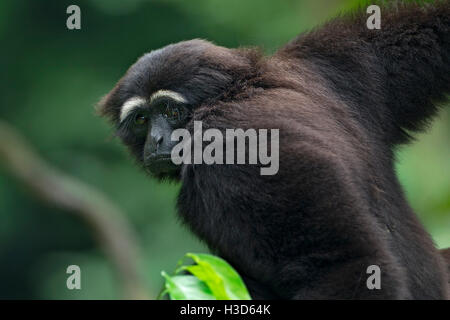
[{"xmin": 0, "ymin": 120, "xmax": 148, "ymax": 299}]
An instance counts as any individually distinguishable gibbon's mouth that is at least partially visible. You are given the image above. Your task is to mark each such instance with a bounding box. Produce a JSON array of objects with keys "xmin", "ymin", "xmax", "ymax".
[
  {"xmin": 152, "ymin": 155, "xmax": 172, "ymax": 162},
  {"xmin": 145, "ymin": 155, "xmax": 177, "ymax": 174}
]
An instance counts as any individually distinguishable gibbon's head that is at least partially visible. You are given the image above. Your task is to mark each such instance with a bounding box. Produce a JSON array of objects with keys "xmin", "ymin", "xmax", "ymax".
[{"xmin": 97, "ymin": 39, "xmax": 259, "ymax": 180}]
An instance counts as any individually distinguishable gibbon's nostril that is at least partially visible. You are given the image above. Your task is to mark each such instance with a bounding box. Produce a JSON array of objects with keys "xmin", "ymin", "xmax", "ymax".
[{"xmin": 153, "ymin": 134, "xmax": 163, "ymax": 152}]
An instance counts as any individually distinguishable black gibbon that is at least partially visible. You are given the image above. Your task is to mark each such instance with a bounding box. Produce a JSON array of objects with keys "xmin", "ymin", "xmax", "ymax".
[{"xmin": 98, "ymin": 1, "xmax": 450, "ymax": 299}]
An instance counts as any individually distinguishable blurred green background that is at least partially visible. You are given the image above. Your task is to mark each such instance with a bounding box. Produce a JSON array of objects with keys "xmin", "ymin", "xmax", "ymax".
[{"xmin": 0, "ymin": 0, "xmax": 448, "ymax": 299}]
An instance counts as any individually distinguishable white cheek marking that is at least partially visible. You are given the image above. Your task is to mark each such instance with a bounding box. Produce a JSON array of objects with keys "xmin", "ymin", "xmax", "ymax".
[
  {"xmin": 150, "ymin": 90, "xmax": 187, "ymax": 104},
  {"xmin": 120, "ymin": 97, "xmax": 146, "ymax": 122}
]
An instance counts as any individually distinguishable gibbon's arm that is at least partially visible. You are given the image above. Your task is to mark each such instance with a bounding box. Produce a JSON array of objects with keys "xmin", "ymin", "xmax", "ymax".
[{"xmin": 279, "ymin": 1, "xmax": 450, "ymax": 144}]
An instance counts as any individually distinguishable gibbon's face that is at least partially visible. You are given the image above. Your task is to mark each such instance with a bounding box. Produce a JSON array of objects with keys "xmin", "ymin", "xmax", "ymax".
[{"xmin": 97, "ymin": 39, "xmax": 253, "ymax": 179}]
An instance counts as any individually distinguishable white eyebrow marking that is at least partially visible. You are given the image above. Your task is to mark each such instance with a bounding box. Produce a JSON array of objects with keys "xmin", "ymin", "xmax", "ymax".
[
  {"xmin": 150, "ymin": 90, "xmax": 187, "ymax": 104},
  {"xmin": 120, "ymin": 97, "xmax": 146, "ymax": 122},
  {"xmin": 119, "ymin": 91, "xmax": 186, "ymax": 123}
]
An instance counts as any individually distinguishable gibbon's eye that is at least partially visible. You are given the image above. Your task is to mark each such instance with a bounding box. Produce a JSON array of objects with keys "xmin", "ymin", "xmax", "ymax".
[
  {"xmin": 134, "ymin": 113, "xmax": 148, "ymax": 125},
  {"xmin": 163, "ymin": 105, "xmax": 183, "ymax": 120}
]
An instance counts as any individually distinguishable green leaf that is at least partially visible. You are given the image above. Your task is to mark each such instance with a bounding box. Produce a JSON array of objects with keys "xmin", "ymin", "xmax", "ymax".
[
  {"xmin": 160, "ymin": 271, "xmax": 216, "ymax": 300},
  {"xmin": 182, "ymin": 253, "xmax": 252, "ymax": 300},
  {"xmin": 182, "ymin": 264, "xmax": 229, "ymax": 299}
]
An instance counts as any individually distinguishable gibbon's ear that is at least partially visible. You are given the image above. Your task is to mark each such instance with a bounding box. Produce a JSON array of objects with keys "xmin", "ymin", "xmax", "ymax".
[
  {"xmin": 95, "ymin": 94, "xmax": 108, "ymax": 117},
  {"xmin": 279, "ymin": 1, "xmax": 450, "ymax": 144},
  {"xmin": 95, "ymin": 78, "xmax": 127, "ymax": 124}
]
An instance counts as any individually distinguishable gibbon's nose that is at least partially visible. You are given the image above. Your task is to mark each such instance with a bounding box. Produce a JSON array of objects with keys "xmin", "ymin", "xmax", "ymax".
[
  {"xmin": 153, "ymin": 134, "xmax": 163, "ymax": 148},
  {"xmin": 144, "ymin": 129, "xmax": 164, "ymax": 159},
  {"xmin": 149, "ymin": 132, "xmax": 163, "ymax": 153},
  {"xmin": 149, "ymin": 124, "xmax": 164, "ymax": 147}
]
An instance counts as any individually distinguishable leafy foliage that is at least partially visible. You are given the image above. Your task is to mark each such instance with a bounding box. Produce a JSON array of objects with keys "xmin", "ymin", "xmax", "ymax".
[{"xmin": 160, "ymin": 253, "xmax": 251, "ymax": 300}]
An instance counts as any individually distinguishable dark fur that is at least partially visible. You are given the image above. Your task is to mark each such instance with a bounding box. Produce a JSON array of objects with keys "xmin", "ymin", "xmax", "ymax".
[{"xmin": 98, "ymin": 1, "xmax": 450, "ymax": 299}]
